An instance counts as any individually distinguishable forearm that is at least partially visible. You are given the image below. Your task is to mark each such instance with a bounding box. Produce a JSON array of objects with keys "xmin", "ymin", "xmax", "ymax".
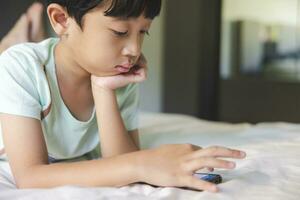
[
  {"xmin": 92, "ymin": 87, "xmax": 138, "ymax": 157},
  {"xmin": 0, "ymin": 37, "xmax": 11, "ymax": 54},
  {"xmin": 0, "ymin": 41, "xmax": 7, "ymax": 54},
  {"xmin": 17, "ymin": 152, "xmax": 140, "ymax": 189}
]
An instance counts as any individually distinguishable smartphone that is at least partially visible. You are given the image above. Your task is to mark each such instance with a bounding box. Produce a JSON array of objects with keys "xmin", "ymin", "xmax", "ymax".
[
  {"xmin": 193, "ymin": 173, "xmax": 222, "ymax": 184},
  {"xmin": 135, "ymin": 173, "xmax": 222, "ymax": 190}
]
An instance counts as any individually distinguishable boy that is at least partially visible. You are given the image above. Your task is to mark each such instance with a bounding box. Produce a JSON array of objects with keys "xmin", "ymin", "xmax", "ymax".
[{"xmin": 0, "ymin": 0, "xmax": 246, "ymax": 192}]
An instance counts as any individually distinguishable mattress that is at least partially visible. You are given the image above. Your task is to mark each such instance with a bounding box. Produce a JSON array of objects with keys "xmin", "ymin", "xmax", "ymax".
[{"xmin": 0, "ymin": 112, "xmax": 299, "ymax": 200}]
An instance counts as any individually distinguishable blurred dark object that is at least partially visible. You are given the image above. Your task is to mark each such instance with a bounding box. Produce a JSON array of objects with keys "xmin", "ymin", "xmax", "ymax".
[{"xmin": 0, "ymin": 0, "xmax": 44, "ymax": 39}]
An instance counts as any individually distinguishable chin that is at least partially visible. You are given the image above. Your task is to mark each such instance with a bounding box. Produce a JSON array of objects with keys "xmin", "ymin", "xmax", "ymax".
[{"xmin": 93, "ymin": 71, "xmax": 119, "ymax": 77}]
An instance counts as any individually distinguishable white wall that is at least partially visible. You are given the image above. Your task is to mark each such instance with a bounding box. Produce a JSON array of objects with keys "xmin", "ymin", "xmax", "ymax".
[
  {"xmin": 223, "ymin": 0, "xmax": 298, "ymax": 25},
  {"xmin": 220, "ymin": 0, "xmax": 299, "ymax": 79}
]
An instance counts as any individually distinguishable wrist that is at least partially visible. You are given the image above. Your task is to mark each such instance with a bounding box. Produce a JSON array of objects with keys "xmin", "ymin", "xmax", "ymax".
[
  {"xmin": 91, "ymin": 81, "xmax": 112, "ymax": 92},
  {"xmin": 113, "ymin": 151, "xmax": 143, "ymax": 184},
  {"xmin": 91, "ymin": 75, "xmax": 115, "ymax": 92},
  {"xmin": 127, "ymin": 149, "xmax": 149, "ymax": 183},
  {"xmin": 91, "ymin": 81, "xmax": 115, "ymax": 97}
]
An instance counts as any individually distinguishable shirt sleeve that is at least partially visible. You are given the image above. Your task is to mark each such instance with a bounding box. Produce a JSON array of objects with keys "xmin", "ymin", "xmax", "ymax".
[
  {"xmin": 0, "ymin": 50, "xmax": 42, "ymax": 120},
  {"xmin": 117, "ymin": 83, "xmax": 140, "ymax": 131}
]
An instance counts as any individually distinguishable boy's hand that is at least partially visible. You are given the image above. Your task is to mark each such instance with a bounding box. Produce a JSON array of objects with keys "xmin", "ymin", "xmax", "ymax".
[
  {"xmin": 91, "ymin": 54, "xmax": 147, "ymax": 91},
  {"xmin": 135, "ymin": 144, "xmax": 246, "ymax": 192}
]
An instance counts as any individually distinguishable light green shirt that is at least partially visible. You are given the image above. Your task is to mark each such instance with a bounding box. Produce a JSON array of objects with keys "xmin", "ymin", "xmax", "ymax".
[{"xmin": 0, "ymin": 38, "xmax": 139, "ymax": 161}]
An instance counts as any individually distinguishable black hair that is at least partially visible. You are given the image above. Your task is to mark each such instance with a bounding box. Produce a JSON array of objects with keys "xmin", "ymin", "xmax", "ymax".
[{"xmin": 46, "ymin": 0, "xmax": 161, "ymax": 27}]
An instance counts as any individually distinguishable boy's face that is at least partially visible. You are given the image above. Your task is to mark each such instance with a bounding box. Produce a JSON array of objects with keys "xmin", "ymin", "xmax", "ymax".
[{"xmin": 64, "ymin": 5, "xmax": 153, "ymax": 77}]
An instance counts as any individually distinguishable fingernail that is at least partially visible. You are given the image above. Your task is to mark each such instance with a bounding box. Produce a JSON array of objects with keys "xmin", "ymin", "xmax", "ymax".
[
  {"xmin": 240, "ymin": 151, "xmax": 246, "ymax": 157},
  {"xmin": 229, "ymin": 162, "xmax": 235, "ymax": 168}
]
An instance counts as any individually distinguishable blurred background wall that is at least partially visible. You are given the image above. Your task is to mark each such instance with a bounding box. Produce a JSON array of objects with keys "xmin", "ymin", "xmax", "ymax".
[{"xmin": 140, "ymin": 0, "xmax": 165, "ymax": 113}]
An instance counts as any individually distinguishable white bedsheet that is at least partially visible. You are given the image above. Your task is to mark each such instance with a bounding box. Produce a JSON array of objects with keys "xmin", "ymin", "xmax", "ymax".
[{"xmin": 0, "ymin": 112, "xmax": 299, "ymax": 200}]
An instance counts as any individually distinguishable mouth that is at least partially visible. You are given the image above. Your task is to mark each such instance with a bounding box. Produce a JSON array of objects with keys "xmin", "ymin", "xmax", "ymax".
[{"xmin": 115, "ymin": 64, "xmax": 134, "ymax": 73}]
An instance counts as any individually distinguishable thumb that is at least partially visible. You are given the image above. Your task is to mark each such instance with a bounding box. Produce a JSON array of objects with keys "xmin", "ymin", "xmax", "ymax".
[
  {"xmin": 182, "ymin": 176, "xmax": 218, "ymax": 192},
  {"xmin": 124, "ymin": 69, "xmax": 147, "ymax": 83}
]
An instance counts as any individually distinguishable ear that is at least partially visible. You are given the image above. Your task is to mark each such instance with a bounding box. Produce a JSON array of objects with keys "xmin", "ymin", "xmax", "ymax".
[{"xmin": 47, "ymin": 4, "xmax": 70, "ymax": 36}]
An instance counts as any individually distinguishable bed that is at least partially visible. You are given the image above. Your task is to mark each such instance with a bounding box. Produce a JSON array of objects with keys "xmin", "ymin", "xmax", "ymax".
[{"xmin": 0, "ymin": 112, "xmax": 299, "ymax": 200}]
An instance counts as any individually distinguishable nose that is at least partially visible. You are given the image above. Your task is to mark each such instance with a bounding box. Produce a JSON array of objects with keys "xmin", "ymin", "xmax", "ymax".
[{"xmin": 122, "ymin": 35, "xmax": 142, "ymax": 59}]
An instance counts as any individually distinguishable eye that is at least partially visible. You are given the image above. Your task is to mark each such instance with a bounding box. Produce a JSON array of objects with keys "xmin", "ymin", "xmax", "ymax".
[
  {"xmin": 141, "ymin": 30, "xmax": 150, "ymax": 36},
  {"xmin": 112, "ymin": 30, "xmax": 128, "ymax": 37}
]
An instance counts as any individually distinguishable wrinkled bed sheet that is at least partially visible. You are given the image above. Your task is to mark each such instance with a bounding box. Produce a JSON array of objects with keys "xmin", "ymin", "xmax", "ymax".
[{"xmin": 0, "ymin": 112, "xmax": 299, "ymax": 200}]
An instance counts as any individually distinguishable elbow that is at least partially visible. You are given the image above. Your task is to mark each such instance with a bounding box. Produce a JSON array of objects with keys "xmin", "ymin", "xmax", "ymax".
[
  {"xmin": 15, "ymin": 173, "xmax": 41, "ymax": 189},
  {"xmin": 16, "ymin": 175, "xmax": 48, "ymax": 189},
  {"xmin": 16, "ymin": 182, "xmax": 31, "ymax": 189},
  {"xmin": 15, "ymin": 176, "xmax": 35, "ymax": 189},
  {"xmin": 14, "ymin": 165, "xmax": 46, "ymax": 189}
]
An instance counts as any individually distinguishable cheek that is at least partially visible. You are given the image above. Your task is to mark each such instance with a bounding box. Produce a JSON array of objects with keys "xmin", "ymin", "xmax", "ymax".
[{"xmin": 78, "ymin": 35, "xmax": 123, "ymax": 75}]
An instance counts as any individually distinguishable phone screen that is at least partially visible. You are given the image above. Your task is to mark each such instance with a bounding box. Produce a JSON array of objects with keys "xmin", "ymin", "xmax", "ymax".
[{"xmin": 193, "ymin": 173, "xmax": 222, "ymax": 184}]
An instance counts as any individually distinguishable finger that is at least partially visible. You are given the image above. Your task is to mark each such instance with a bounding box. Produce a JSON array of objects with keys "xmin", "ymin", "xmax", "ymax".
[
  {"xmin": 125, "ymin": 65, "xmax": 144, "ymax": 76},
  {"xmin": 207, "ymin": 167, "xmax": 214, "ymax": 172},
  {"xmin": 181, "ymin": 143, "xmax": 202, "ymax": 151},
  {"xmin": 185, "ymin": 157, "xmax": 236, "ymax": 172},
  {"xmin": 133, "ymin": 55, "xmax": 147, "ymax": 71},
  {"xmin": 124, "ymin": 69, "xmax": 147, "ymax": 83},
  {"xmin": 137, "ymin": 60, "xmax": 147, "ymax": 68},
  {"xmin": 182, "ymin": 175, "xmax": 218, "ymax": 192},
  {"xmin": 133, "ymin": 65, "xmax": 147, "ymax": 75},
  {"xmin": 195, "ymin": 167, "xmax": 214, "ymax": 173},
  {"xmin": 190, "ymin": 144, "xmax": 202, "ymax": 151},
  {"xmin": 138, "ymin": 53, "xmax": 147, "ymax": 66},
  {"xmin": 127, "ymin": 63, "xmax": 147, "ymax": 76},
  {"xmin": 134, "ymin": 67, "xmax": 147, "ymax": 81},
  {"xmin": 192, "ymin": 146, "xmax": 246, "ymax": 159}
]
